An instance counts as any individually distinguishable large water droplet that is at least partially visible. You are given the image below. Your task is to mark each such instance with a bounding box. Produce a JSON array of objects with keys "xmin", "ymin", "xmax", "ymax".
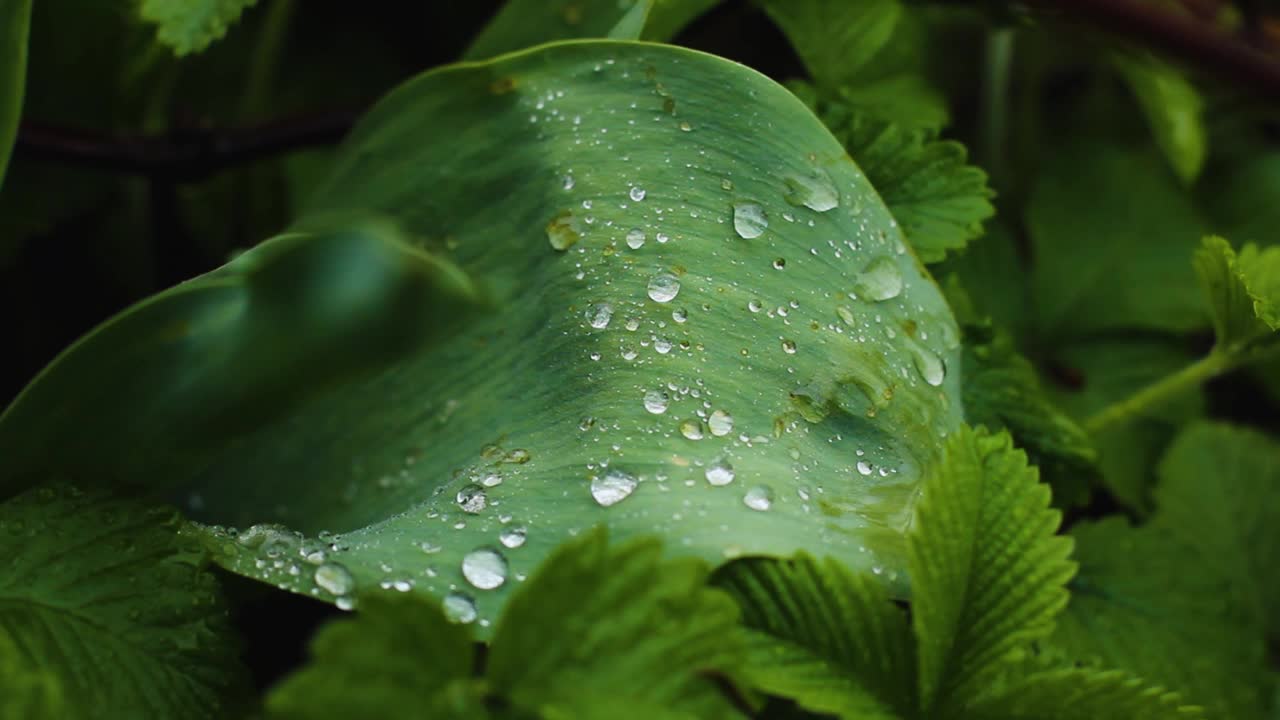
[
  {"xmin": 647, "ymin": 273, "xmax": 681, "ymax": 303},
  {"xmin": 314, "ymin": 562, "xmax": 354, "ymax": 595},
  {"xmin": 499, "ymin": 526, "xmax": 527, "ymax": 549},
  {"xmin": 743, "ymin": 485, "xmax": 774, "ymax": 511},
  {"xmin": 586, "ymin": 303, "xmax": 613, "ymax": 329},
  {"xmin": 705, "ymin": 459, "xmax": 736, "ymax": 486},
  {"xmin": 857, "ymin": 460, "xmax": 873, "ymax": 476},
  {"xmin": 733, "ymin": 202, "xmax": 768, "ymax": 239},
  {"xmin": 456, "ymin": 484, "xmax": 488, "ymax": 514},
  {"xmin": 912, "ymin": 344, "xmax": 947, "ymax": 387},
  {"xmin": 462, "ymin": 547, "xmax": 508, "ymax": 590},
  {"xmin": 629, "ymin": 186, "xmax": 647, "ymax": 202},
  {"xmin": 783, "ymin": 169, "xmax": 839, "ymax": 212},
  {"xmin": 644, "ymin": 389, "xmax": 670, "ymax": 414},
  {"xmin": 853, "ymin": 257, "xmax": 904, "ymax": 301},
  {"xmin": 626, "ymin": 228, "xmax": 645, "ymax": 249},
  {"xmin": 679, "ymin": 420, "xmax": 704, "ymax": 440},
  {"xmin": 708, "ymin": 409, "xmax": 734, "ymax": 436},
  {"xmin": 591, "ymin": 469, "xmax": 638, "ymax": 506},
  {"xmin": 443, "ymin": 592, "xmax": 478, "ymax": 624}
]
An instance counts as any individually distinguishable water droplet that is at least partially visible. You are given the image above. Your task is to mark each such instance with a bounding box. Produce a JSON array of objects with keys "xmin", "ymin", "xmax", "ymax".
[
  {"xmin": 478, "ymin": 472, "xmax": 503, "ymax": 488},
  {"xmin": 743, "ymin": 485, "xmax": 774, "ymax": 511},
  {"xmin": 626, "ymin": 228, "xmax": 645, "ymax": 249},
  {"xmin": 643, "ymin": 389, "xmax": 670, "ymax": 414},
  {"xmin": 852, "ymin": 257, "xmax": 904, "ymax": 301},
  {"xmin": 783, "ymin": 169, "xmax": 839, "ymax": 212},
  {"xmin": 654, "ymin": 337, "xmax": 673, "ymax": 354},
  {"xmin": 503, "ymin": 448, "xmax": 531, "ymax": 464},
  {"xmin": 562, "ymin": 175, "xmax": 575, "ymax": 191},
  {"xmin": 857, "ymin": 460, "xmax": 873, "ymax": 476},
  {"xmin": 456, "ymin": 484, "xmax": 488, "ymax": 514},
  {"xmin": 733, "ymin": 202, "xmax": 768, "ymax": 239},
  {"xmin": 499, "ymin": 526, "xmax": 527, "ymax": 549},
  {"xmin": 708, "ymin": 409, "xmax": 734, "ymax": 436},
  {"xmin": 629, "ymin": 186, "xmax": 647, "ymax": 202},
  {"xmin": 314, "ymin": 562, "xmax": 354, "ymax": 595},
  {"xmin": 586, "ymin": 303, "xmax": 614, "ymax": 329},
  {"xmin": 705, "ymin": 459, "xmax": 736, "ymax": 486},
  {"xmin": 773, "ymin": 258, "xmax": 786, "ymax": 270},
  {"xmin": 591, "ymin": 469, "xmax": 638, "ymax": 506},
  {"xmin": 781, "ymin": 339, "xmax": 797, "ymax": 354},
  {"xmin": 721, "ymin": 178, "xmax": 734, "ymax": 191},
  {"xmin": 579, "ymin": 416, "xmax": 597, "ymax": 431},
  {"xmin": 443, "ymin": 592, "xmax": 477, "ymax": 623},
  {"xmin": 678, "ymin": 121, "xmax": 692, "ymax": 132},
  {"xmin": 462, "ymin": 547, "xmax": 508, "ymax": 590},
  {"xmin": 836, "ymin": 306, "xmax": 856, "ymax": 326},
  {"xmin": 680, "ymin": 420, "xmax": 704, "ymax": 440},
  {"xmin": 546, "ymin": 211, "xmax": 580, "ymax": 251},
  {"xmin": 912, "ymin": 345, "xmax": 946, "ymax": 386},
  {"xmin": 672, "ymin": 308, "xmax": 688, "ymax": 323},
  {"xmin": 647, "ymin": 273, "xmax": 681, "ymax": 303}
]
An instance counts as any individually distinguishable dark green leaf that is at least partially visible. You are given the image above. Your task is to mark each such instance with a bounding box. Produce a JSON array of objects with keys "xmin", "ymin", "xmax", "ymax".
[
  {"xmin": 465, "ymin": 0, "xmax": 652, "ymax": 60},
  {"xmin": 756, "ymin": 0, "xmax": 901, "ymax": 89},
  {"xmin": 1113, "ymin": 52, "xmax": 1206, "ymax": 184},
  {"xmin": 642, "ymin": 0, "xmax": 722, "ymax": 41},
  {"xmin": 0, "ymin": 0, "xmax": 31, "ymax": 192},
  {"xmin": 971, "ymin": 666, "xmax": 1202, "ymax": 720},
  {"xmin": 1201, "ymin": 152, "xmax": 1280, "ymax": 247}
]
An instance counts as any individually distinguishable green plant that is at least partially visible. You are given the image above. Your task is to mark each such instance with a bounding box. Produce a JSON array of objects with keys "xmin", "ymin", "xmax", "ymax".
[{"xmin": 1, "ymin": 0, "xmax": 1278, "ymax": 718}]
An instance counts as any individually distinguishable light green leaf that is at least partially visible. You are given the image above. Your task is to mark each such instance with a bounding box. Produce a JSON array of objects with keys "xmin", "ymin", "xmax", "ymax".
[
  {"xmin": 1027, "ymin": 143, "xmax": 1209, "ymax": 337},
  {"xmin": 1194, "ymin": 235, "xmax": 1280, "ymax": 350},
  {"xmin": 971, "ymin": 667, "xmax": 1202, "ymax": 720},
  {"xmin": 756, "ymin": 0, "xmax": 901, "ymax": 89},
  {"xmin": 1, "ymin": 42, "xmax": 963, "ymax": 631},
  {"xmin": 0, "ymin": 632, "xmax": 64, "ymax": 720},
  {"xmin": 1113, "ymin": 52, "xmax": 1207, "ymax": 184},
  {"xmin": 713, "ymin": 555, "xmax": 915, "ymax": 719},
  {"xmin": 0, "ymin": 486, "xmax": 248, "ymax": 719},
  {"xmin": 1053, "ymin": 517, "xmax": 1269, "ymax": 720},
  {"xmin": 490, "ymin": 529, "xmax": 746, "ymax": 719},
  {"xmin": 910, "ymin": 427, "xmax": 1076, "ymax": 714},
  {"xmin": 140, "ymin": 0, "xmax": 259, "ymax": 55},
  {"xmin": 465, "ymin": 0, "xmax": 653, "ymax": 60},
  {"xmin": 0, "ymin": 0, "xmax": 31, "ymax": 192},
  {"xmin": 266, "ymin": 593, "xmax": 482, "ymax": 719}
]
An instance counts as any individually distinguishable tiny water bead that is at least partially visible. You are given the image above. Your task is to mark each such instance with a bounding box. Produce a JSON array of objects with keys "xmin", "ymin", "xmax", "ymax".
[
  {"xmin": 626, "ymin": 228, "xmax": 645, "ymax": 249},
  {"xmin": 499, "ymin": 525, "xmax": 527, "ymax": 549},
  {"xmin": 591, "ymin": 469, "xmax": 638, "ymax": 506},
  {"xmin": 743, "ymin": 485, "xmax": 775, "ymax": 511},
  {"xmin": 629, "ymin": 186, "xmax": 647, "ymax": 202},
  {"xmin": 643, "ymin": 389, "xmax": 670, "ymax": 414},
  {"xmin": 708, "ymin": 409, "xmax": 734, "ymax": 436},
  {"xmin": 586, "ymin": 303, "xmax": 614, "ymax": 329},
  {"xmin": 733, "ymin": 202, "xmax": 768, "ymax": 239},
  {"xmin": 852, "ymin": 257, "xmax": 904, "ymax": 302},
  {"xmin": 647, "ymin": 273, "xmax": 681, "ymax": 303},
  {"xmin": 456, "ymin": 484, "xmax": 488, "ymax": 514},
  {"xmin": 314, "ymin": 562, "xmax": 354, "ymax": 595},
  {"xmin": 783, "ymin": 169, "xmax": 839, "ymax": 212},
  {"xmin": 462, "ymin": 547, "xmax": 508, "ymax": 590},
  {"xmin": 705, "ymin": 459, "xmax": 736, "ymax": 486},
  {"xmin": 442, "ymin": 592, "xmax": 478, "ymax": 624}
]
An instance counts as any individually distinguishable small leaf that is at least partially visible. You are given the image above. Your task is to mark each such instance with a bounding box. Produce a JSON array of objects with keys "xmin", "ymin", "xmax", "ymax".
[
  {"xmin": 1113, "ymin": 52, "xmax": 1207, "ymax": 184},
  {"xmin": 713, "ymin": 555, "xmax": 915, "ymax": 719},
  {"xmin": 465, "ymin": 0, "xmax": 653, "ymax": 60},
  {"xmin": 1194, "ymin": 235, "xmax": 1280, "ymax": 351},
  {"xmin": 642, "ymin": 0, "xmax": 721, "ymax": 41},
  {"xmin": 0, "ymin": 0, "xmax": 32, "ymax": 192},
  {"xmin": 139, "ymin": 0, "xmax": 259, "ymax": 55},
  {"xmin": 910, "ymin": 427, "xmax": 1076, "ymax": 713},
  {"xmin": 971, "ymin": 666, "xmax": 1203, "ymax": 720},
  {"xmin": 755, "ymin": 0, "xmax": 901, "ymax": 89},
  {"xmin": 0, "ymin": 486, "xmax": 248, "ymax": 719}
]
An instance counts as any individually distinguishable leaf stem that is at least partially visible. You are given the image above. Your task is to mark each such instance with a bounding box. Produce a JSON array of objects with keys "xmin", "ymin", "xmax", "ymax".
[{"xmin": 978, "ymin": 27, "xmax": 1014, "ymax": 184}]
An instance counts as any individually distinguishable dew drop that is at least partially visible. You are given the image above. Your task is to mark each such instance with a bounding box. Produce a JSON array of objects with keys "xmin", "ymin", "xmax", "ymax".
[
  {"xmin": 626, "ymin": 228, "xmax": 645, "ymax": 249},
  {"xmin": 629, "ymin": 186, "xmax": 647, "ymax": 202},
  {"xmin": 672, "ymin": 308, "xmax": 688, "ymax": 323},
  {"xmin": 546, "ymin": 211, "xmax": 580, "ymax": 251},
  {"xmin": 462, "ymin": 547, "xmax": 508, "ymax": 590},
  {"xmin": 442, "ymin": 592, "xmax": 478, "ymax": 624},
  {"xmin": 586, "ymin": 303, "xmax": 614, "ymax": 329},
  {"xmin": 499, "ymin": 526, "xmax": 527, "ymax": 549},
  {"xmin": 591, "ymin": 469, "xmax": 638, "ymax": 506},
  {"xmin": 680, "ymin": 420, "xmax": 705, "ymax": 440},
  {"xmin": 743, "ymin": 485, "xmax": 775, "ymax": 511},
  {"xmin": 478, "ymin": 472, "xmax": 503, "ymax": 488},
  {"xmin": 857, "ymin": 460, "xmax": 873, "ymax": 476},
  {"xmin": 705, "ymin": 459, "xmax": 736, "ymax": 486},
  {"xmin": 562, "ymin": 175, "xmax": 575, "ymax": 191},
  {"xmin": 647, "ymin": 273, "xmax": 681, "ymax": 303},
  {"xmin": 708, "ymin": 409, "xmax": 734, "ymax": 436},
  {"xmin": 456, "ymin": 484, "xmax": 488, "ymax": 514},
  {"xmin": 836, "ymin": 306, "xmax": 856, "ymax": 326},
  {"xmin": 781, "ymin": 339, "xmax": 797, "ymax": 354},
  {"xmin": 733, "ymin": 202, "xmax": 768, "ymax": 239},
  {"xmin": 643, "ymin": 389, "xmax": 670, "ymax": 414},
  {"xmin": 782, "ymin": 169, "xmax": 839, "ymax": 212},
  {"xmin": 314, "ymin": 562, "xmax": 354, "ymax": 595},
  {"xmin": 852, "ymin": 257, "xmax": 904, "ymax": 301},
  {"xmin": 773, "ymin": 257, "xmax": 786, "ymax": 270},
  {"xmin": 912, "ymin": 345, "xmax": 947, "ymax": 387}
]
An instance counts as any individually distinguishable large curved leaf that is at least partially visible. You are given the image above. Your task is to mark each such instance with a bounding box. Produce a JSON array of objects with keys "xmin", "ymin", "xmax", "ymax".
[{"xmin": 1, "ymin": 41, "xmax": 963, "ymax": 629}]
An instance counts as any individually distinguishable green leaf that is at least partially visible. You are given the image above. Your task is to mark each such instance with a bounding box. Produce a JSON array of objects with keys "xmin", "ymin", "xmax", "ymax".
[
  {"xmin": 1053, "ymin": 517, "xmax": 1269, "ymax": 720},
  {"xmin": 642, "ymin": 0, "xmax": 722, "ymax": 41},
  {"xmin": 713, "ymin": 555, "xmax": 915, "ymax": 719},
  {"xmin": 0, "ymin": 486, "xmax": 248, "ymax": 719},
  {"xmin": 465, "ymin": 0, "xmax": 653, "ymax": 60},
  {"xmin": 1194, "ymin": 235, "xmax": 1280, "ymax": 351},
  {"xmin": 1201, "ymin": 152, "xmax": 1280, "ymax": 247},
  {"xmin": 909, "ymin": 427, "xmax": 1076, "ymax": 714},
  {"xmin": 1027, "ymin": 142, "xmax": 1209, "ymax": 337},
  {"xmin": 0, "ymin": 632, "xmax": 64, "ymax": 720},
  {"xmin": 937, "ymin": 223, "xmax": 1030, "ymax": 335},
  {"xmin": 490, "ymin": 529, "xmax": 746, "ymax": 719},
  {"xmin": 756, "ymin": 0, "xmax": 901, "ymax": 89},
  {"xmin": 1, "ymin": 41, "xmax": 963, "ymax": 631},
  {"xmin": 1113, "ymin": 52, "xmax": 1207, "ymax": 184},
  {"xmin": 266, "ymin": 593, "xmax": 482, "ymax": 719},
  {"xmin": 0, "ymin": 0, "xmax": 31, "ymax": 192},
  {"xmin": 139, "ymin": 0, "xmax": 259, "ymax": 55},
  {"xmin": 970, "ymin": 667, "xmax": 1202, "ymax": 720}
]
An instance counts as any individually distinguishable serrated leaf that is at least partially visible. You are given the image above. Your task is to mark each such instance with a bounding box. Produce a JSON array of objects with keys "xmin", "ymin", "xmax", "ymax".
[
  {"xmin": 910, "ymin": 427, "xmax": 1076, "ymax": 713},
  {"xmin": 490, "ymin": 529, "xmax": 746, "ymax": 719},
  {"xmin": 1194, "ymin": 236, "xmax": 1280, "ymax": 350},
  {"xmin": 971, "ymin": 667, "xmax": 1203, "ymax": 720},
  {"xmin": 0, "ymin": 486, "xmax": 247, "ymax": 719},
  {"xmin": 1, "ymin": 42, "xmax": 963, "ymax": 630},
  {"xmin": 465, "ymin": 0, "xmax": 653, "ymax": 60},
  {"xmin": 1113, "ymin": 52, "xmax": 1207, "ymax": 184},
  {"xmin": 756, "ymin": 0, "xmax": 901, "ymax": 89},
  {"xmin": 0, "ymin": 0, "xmax": 31, "ymax": 192},
  {"xmin": 1027, "ymin": 142, "xmax": 1209, "ymax": 336},
  {"xmin": 712, "ymin": 555, "xmax": 915, "ymax": 719},
  {"xmin": 139, "ymin": 0, "xmax": 259, "ymax": 56},
  {"xmin": 266, "ymin": 593, "xmax": 482, "ymax": 719},
  {"xmin": 1053, "ymin": 517, "xmax": 1269, "ymax": 720}
]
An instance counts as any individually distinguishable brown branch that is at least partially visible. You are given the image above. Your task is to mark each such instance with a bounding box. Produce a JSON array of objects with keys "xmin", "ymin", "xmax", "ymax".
[
  {"xmin": 13, "ymin": 108, "xmax": 361, "ymax": 182},
  {"xmin": 1022, "ymin": 0, "xmax": 1280, "ymax": 96}
]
